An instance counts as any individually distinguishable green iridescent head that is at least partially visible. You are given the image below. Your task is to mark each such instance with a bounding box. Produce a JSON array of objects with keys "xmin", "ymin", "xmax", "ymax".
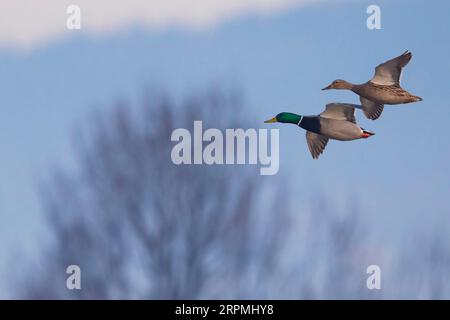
[{"xmin": 264, "ymin": 112, "xmax": 302, "ymax": 125}]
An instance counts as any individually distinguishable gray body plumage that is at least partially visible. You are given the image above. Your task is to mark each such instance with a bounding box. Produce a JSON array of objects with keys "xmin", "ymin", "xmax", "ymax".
[
  {"xmin": 299, "ymin": 103, "xmax": 372, "ymax": 159},
  {"xmin": 317, "ymin": 117, "xmax": 364, "ymax": 141}
]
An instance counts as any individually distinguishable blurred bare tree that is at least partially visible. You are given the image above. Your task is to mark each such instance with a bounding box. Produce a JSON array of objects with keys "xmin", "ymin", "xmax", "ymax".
[
  {"xmin": 283, "ymin": 193, "xmax": 380, "ymax": 300},
  {"xmin": 394, "ymin": 227, "xmax": 450, "ymax": 299},
  {"xmin": 16, "ymin": 88, "xmax": 392, "ymax": 300},
  {"xmin": 21, "ymin": 90, "xmax": 291, "ymax": 299}
]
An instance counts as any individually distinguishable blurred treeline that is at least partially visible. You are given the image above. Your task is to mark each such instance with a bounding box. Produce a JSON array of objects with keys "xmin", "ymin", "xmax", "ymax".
[{"xmin": 13, "ymin": 89, "xmax": 450, "ymax": 299}]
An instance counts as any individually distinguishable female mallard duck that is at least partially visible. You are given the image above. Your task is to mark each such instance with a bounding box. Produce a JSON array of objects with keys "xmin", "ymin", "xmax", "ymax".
[
  {"xmin": 322, "ymin": 51, "xmax": 422, "ymax": 120},
  {"xmin": 265, "ymin": 103, "xmax": 374, "ymax": 159}
]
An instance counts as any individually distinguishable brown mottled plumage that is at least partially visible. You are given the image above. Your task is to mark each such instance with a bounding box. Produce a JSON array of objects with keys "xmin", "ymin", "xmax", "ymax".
[{"xmin": 322, "ymin": 51, "xmax": 422, "ymax": 120}]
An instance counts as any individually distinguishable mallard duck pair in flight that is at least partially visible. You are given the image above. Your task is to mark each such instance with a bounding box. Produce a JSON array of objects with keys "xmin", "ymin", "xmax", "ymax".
[{"xmin": 265, "ymin": 51, "xmax": 422, "ymax": 159}]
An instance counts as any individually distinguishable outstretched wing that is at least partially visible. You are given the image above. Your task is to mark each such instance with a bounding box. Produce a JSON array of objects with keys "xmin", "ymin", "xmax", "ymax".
[
  {"xmin": 319, "ymin": 103, "xmax": 358, "ymax": 123},
  {"xmin": 371, "ymin": 51, "xmax": 412, "ymax": 86},
  {"xmin": 305, "ymin": 131, "xmax": 329, "ymax": 159},
  {"xmin": 360, "ymin": 97, "xmax": 384, "ymax": 120}
]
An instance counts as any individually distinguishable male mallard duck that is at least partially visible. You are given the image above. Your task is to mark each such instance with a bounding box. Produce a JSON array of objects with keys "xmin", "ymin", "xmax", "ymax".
[
  {"xmin": 322, "ymin": 51, "xmax": 422, "ymax": 120},
  {"xmin": 265, "ymin": 103, "xmax": 374, "ymax": 159}
]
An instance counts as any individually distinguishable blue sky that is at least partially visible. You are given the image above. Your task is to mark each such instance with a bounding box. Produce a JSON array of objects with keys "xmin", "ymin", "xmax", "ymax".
[{"xmin": 0, "ymin": 0, "xmax": 450, "ymax": 296}]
